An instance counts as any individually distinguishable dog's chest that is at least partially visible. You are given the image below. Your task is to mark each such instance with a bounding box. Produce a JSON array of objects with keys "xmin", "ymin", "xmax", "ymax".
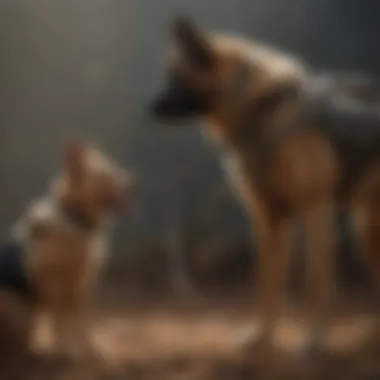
[
  {"xmin": 87, "ymin": 233, "xmax": 108, "ymax": 273},
  {"xmin": 46, "ymin": 230, "xmax": 108, "ymax": 278},
  {"xmin": 16, "ymin": 199, "xmax": 110, "ymax": 296},
  {"xmin": 222, "ymin": 152, "xmax": 247, "ymax": 203},
  {"xmin": 203, "ymin": 127, "xmax": 251, "ymax": 206},
  {"xmin": 28, "ymin": 230, "xmax": 109, "ymax": 304}
]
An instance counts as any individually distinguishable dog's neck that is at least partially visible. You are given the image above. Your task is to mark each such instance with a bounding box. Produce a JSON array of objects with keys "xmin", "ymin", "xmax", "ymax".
[
  {"xmin": 58, "ymin": 200, "xmax": 97, "ymax": 233},
  {"xmin": 206, "ymin": 80, "xmax": 303, "ymax": 155},
  {"xmin": 57, "ymin": 198, "xmax": 102, "ymax": 233}
]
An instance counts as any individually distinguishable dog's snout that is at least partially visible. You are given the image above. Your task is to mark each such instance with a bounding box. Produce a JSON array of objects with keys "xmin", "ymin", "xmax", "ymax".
[
  {"xmin": 150, "ymin": 101, "xmax": 160, "ymax": 117},
  {"xmin": 150, "ymin": 95, "xmax": 170, "ymax": 118}
]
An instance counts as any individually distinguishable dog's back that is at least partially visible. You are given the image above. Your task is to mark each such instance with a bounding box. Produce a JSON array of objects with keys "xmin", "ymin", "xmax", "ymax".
[{"xmin": 295, "ymin": 74, "xmax": 380, "ymax": 193}]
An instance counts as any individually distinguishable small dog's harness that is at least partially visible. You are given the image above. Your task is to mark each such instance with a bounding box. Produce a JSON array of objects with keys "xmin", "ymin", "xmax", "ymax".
[
  {"xmin": 0, "ymin": 198, "xmax": 96, "ymax": 300},
  {"xmin": 0, "ymin": 240, "xmax": 31, "ymax": 299}
]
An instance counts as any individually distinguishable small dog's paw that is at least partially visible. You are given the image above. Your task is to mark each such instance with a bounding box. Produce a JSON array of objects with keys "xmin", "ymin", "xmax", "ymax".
[
  {"xmin": 366, "ymin": 330, "xmax": 380, "ymax": 359},
  {"xmin": 47, "ymin": 348, "xmax": 76, "ymax": 368},
  {"xmin": 83, "ymin": 345, "xmax": 104, "ymax": 365},
  {"xmin": 51, "ymin": 340, "xmax": 95, "ymax": 365}
]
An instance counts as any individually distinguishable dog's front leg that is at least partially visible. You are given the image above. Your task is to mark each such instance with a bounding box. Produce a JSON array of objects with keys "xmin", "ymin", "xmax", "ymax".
[
  {"xmin": 301, "ymin": 199, "xmax": 337, "ymax": 355},
  {"xmin": 50, "ymin": 303, "xmax": 74, "ymax": 359},
  {"xmin": 238, "ymin": 194, "xmax": 294, "ymax": 353},
  {"xmin": 50, "ymin": 293, "xmax": 94, "ymax": 362},
  {"xmin": 70, "ymin": 298, "xmax": 95, "ymax": 359},
  {"xmin": 254, "ymin": 211, "xmax": 294, "ymax": 351}
]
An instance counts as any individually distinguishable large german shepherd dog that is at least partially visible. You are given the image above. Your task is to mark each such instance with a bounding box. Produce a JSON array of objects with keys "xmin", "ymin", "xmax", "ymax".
[{"xmin": 150, "ymin": 16, "xmax": 380, "ymax": 354}]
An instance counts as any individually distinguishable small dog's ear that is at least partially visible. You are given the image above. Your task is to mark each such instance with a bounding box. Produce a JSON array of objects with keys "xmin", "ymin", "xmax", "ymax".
[
  {"xmin": 64, "ymin": 140, "xmax": 86, "ymax": 181},
  {"xmin": 170, "ymin": 15, "xmax": 215, "ymax": 69}
]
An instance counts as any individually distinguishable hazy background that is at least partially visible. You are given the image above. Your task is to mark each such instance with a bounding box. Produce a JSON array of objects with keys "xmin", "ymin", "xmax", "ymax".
[
  {"xmin": 0, "ymin": 0, "xmax": 379, "ymax": 291},
  {"xmin": 1, "ymin": 3, "xmax": 379, "ymax": 377}
]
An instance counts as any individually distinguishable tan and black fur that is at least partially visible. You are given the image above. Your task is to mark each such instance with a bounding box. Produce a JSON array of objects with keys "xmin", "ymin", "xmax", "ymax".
[
  {"xmin": 150, "ymin": 16, "xmax": 380, "ymax": 353},
  {"xmin": 0, "ymin": 141, "xmax": 135, "ymax": 360}
]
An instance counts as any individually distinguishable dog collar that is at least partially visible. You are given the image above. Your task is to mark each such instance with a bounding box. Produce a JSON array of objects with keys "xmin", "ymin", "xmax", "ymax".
[{"xmin": 59, "ymin": 201, "xmax": 97, "ymax": 232}]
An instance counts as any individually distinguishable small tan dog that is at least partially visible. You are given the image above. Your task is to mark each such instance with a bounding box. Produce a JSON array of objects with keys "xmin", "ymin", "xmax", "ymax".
[{"xmin": 2, "ymin": 140, "xmax": 135, "ymax": 360}]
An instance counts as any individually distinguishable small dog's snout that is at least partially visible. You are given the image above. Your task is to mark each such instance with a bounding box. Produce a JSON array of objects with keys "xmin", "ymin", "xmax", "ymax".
[{"xmin": 125, "ymin": 177, "xmax": 139, "ymax": 197}]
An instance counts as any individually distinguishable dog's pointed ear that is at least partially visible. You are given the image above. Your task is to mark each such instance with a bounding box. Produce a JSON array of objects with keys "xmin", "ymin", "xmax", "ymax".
[
  {"xmin": 170, "ymin": 15, "xmax": 215, "ymax": 69},
  {"xmin": 64, "ymin": 139, "xmax": 86, "ymax": 181}
]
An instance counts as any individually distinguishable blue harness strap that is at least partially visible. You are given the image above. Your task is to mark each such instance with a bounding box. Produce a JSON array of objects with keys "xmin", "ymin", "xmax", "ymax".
[{"xmin": 0, "ymin": 241, "xmax": 31, "ymax": 298}]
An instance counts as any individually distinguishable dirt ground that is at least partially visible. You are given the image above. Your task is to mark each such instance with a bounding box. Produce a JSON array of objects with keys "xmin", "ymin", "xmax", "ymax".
[{"xmin": 1, "ymin": 296, "xmax": 379, "ymax": 380}]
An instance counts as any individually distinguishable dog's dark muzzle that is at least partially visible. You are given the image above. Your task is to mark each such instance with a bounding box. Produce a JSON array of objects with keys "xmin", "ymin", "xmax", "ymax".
[{"xmin": 150, "ymin": 84, "xmax": 209, "ymax": 121}]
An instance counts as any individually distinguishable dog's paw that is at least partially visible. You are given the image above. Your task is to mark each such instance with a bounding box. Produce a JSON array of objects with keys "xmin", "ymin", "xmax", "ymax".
[
  {"xmin": 234, "ymin": 325, "xmax": 276, "ymax": 357},
  {"xmin": 47, "ymin": 348, "xmax": 76, "ymax": 368},
  {"xmin": 292, "ymin": 334, "xmax": 327, "ymax": 360},
  {"xmin": 365, "ymin": 329, "xmax": 380, "ymax": 359},
  {"xmin": 51, "ymin": 340, "xmax": 97, "ymax": 365}
]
